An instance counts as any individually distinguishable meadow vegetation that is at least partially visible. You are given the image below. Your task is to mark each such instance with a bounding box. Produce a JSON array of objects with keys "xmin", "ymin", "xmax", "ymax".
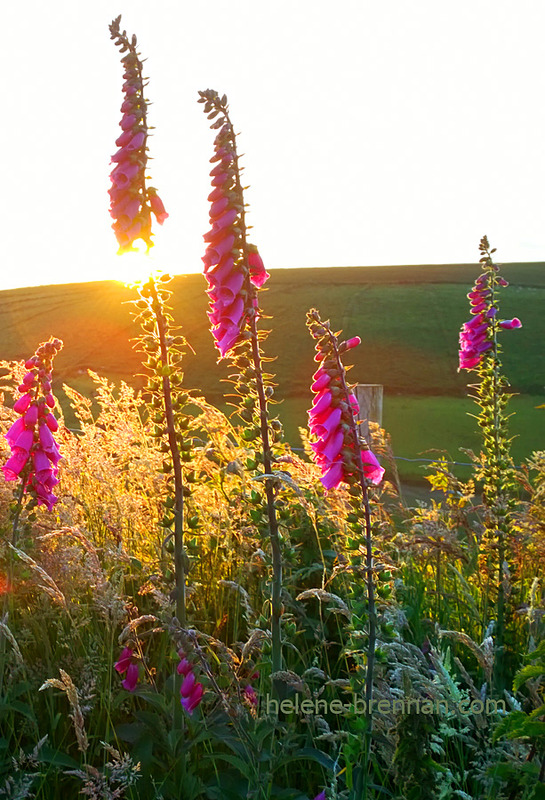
[
  {"xmin": 1, "ymin": 263, "xmax": 543, "ymax": 485},
  {"xmin": 0, "ymin": 18, "xmax": 544, "ymax": 800},
  {"xmin": 0, "ymin": 252, "xmax": 544, "ymax": 798}
]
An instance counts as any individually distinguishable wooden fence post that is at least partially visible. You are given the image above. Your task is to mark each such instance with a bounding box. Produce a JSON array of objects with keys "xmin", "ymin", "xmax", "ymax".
[{"xmin": 354, "ymin": 384, "xmax": 383, "ymax": 443}]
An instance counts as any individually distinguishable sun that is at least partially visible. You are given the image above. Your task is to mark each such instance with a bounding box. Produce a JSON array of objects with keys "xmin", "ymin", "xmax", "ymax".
[{"xmin": 112, "ymin": 239, "xmax": 158, "ymax": 286}]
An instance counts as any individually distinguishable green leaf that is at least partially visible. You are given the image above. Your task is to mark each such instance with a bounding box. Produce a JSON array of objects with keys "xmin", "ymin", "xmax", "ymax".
[
  {"xmin": 8, "ymin": 681, "xmax": 34, "ymax": 699},
  {"xmin": 524, "ymin": 640, "xmax": 545, "ymax": 660},
  {"xmin": 0, "ymin": 700, "xmax": 37, "ymax": 724},
  {"xmin": 514, "ymin": 664, "xmax": 545, "ymax": 691},
  {"xmin": 278, "ymin": 746, "xmax": 336, "ymax": 772},
  {"xmin": 202, "ymin": 752, "xmax": 253, "ymax": 780},
  {"xmin": 39, "ymin": 745, "xmax": 80, "ymax": 769},
  {"xmin": 529, "ymin": 704, "xmax": 545, "ymax": 720},
  {"xmin": 115, "ymin": 722, "xmax": 147, "ymax": 743},
  {"xmin": 493, "ymin": 710, "xmax": 545, "ymax": 742}
]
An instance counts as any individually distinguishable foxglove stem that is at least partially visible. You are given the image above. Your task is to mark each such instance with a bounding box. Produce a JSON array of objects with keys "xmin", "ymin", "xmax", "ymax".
[
  {"xmin": 11, "ymin": 477, "xmax": 26, "ymax": 547},
  {"xmin": 462, "ymin": 237, "xmax": 521, "ymax": 685},
  {"xmin": 147, "ymin": 277, "xmax": 186, "ymax": 628},
  {"xmin": 336, "ymin": 364, "xmax": 376, "ymax": 798},
  {"xmin": 199, "ymin": 89, "xmax": 282, "ymax": 679},
  {"xmin": 321, "ymin": 318, "xmax": 376, "ymax": 710},
  {"xmin": 248, "ymin": 311, "xmax": 283, "ymax": 678},
  {"xmin": 306, "ymin": 310, "xmax": 382, "ymax": 795}
]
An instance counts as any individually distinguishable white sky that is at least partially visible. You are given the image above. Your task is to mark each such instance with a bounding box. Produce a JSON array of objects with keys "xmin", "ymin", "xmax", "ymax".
[{"xmin": 1, "ymin": 0, "xmax": 544, "ymax": 290}]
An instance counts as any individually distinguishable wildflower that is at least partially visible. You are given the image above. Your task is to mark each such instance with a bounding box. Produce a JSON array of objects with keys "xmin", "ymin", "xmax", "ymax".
[
  {"xmin": 243, "ymin": 684, "xmax": 258, "ymax": 707},
  {"xmin": 2, "ymin": 338, "xmax": 63, "ymax": 511},
  {"xmin": 307, "ymin": 311, "xmax": 384, "ymax": 491},
  {"xmin": 109, "ymin": 16, "xmax": 167, "ymax": 254},
  {"xmin": 177, "ymin": 649, "xmax": 204, "ymax": 714},
  {"xmin": 458, "ymin": 267, "xmax": 521, "ymax": 371},
  {"xmin": 114, "ymin": 646, "xmax": 139, "ymax": 692},
  {"xmin": 314, "ymin": 792, "xmax": 326, "ymax": 800},
  {"xmin": 499, "ymin": 318, "xmax": 522, "ymax": 330},
  {"xmin": 199, "ymin": 89, "xmax": 268, "ymax": 358},
  {"xmin": 248, "ymin": 245, "xmax": 270, "ymax": 288}
]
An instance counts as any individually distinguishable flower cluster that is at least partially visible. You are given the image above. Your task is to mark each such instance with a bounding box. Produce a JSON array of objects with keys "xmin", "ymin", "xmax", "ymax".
[
  {"xmin": 3, "ymin": 338, "xmax": 63, "ymax": 511},
  {"xmin": 177, "ymin": 649, "xmax": 204, "ymax": 714},
  {"xmin": 109, "ymin": 16, "xmax": 167, "ymax": 255},
  {"xmin": 114, "ymin": 646, "xmax": 139, "ymax": 692},
  {"xmin": 307, "ymin": 311, "xmax": 384, "ymax": 491},
  {"xmin": 199, "ymin": 89, "xmax": 269, "ymax": 358},
  {"xmin": 241, "ymin": 668, "xmax": 259, "ymax": 708},
  {"xmin": 459, "ymin": 268, "xmax": 521, "ymax": 371}
]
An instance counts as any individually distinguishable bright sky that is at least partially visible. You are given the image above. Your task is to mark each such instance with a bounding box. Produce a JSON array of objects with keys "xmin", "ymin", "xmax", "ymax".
[{"xmin": 2, "ymin": 0, "xmax": 544, "ymax": 291}]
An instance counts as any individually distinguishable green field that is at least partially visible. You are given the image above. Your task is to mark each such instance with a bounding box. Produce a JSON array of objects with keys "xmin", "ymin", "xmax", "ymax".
[
  {"xmin": 1, "ymin": 262, "xmax": 543, "ymax": 483},
  {"xmin": 278, "ymin": 394, "xmax": 545, "ymax": 484}
]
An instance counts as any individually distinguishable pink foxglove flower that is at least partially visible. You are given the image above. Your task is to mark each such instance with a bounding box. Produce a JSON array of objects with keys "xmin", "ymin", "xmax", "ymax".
[
  {"xmin": 458, "ymin": 268, "xmax": 521, "ymax": 371},
  {"xmin": 108, "ymin": 16, "xmax": 168, "ymax": 255},
  {"xmin": 2, "ymin": 338, "xmax": 63, "ymax": 511},
  {"xmin": 114, "ymin": 646, "xmax": 139, "ymax": 692},
  {"xmin": 307, "ymin": 311, "xmax": 384, "ymax": 491},
  {"xmin": 177, "ymin": 649, "xmax": 204, "ymax": 715},
  {"xmin": 199, "ymin": 90, "xmax": 269, "ymax": 358}
]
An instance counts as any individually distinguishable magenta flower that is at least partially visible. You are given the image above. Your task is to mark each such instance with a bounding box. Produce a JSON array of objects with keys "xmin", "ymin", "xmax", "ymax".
[
  {"xmin": 181, "ymin": 682, "xmax": 204, "ymax": 714},
  {"xmin": 114, "ymin": 646, "xmax": 139, "ymax": 692},
  {"xmin": 108, "ymin": 17, "xmax": 168, "ymax": 255},
  {"xmin": 248, "ymin": 246, "xmax": 270, "ymax": 288},
  {"xmin": 177, "ymin": 649, "xmax": 204, "ymax": 715},
  {"xmin": 243, "ymin": 684, "xmax": 258, "ymax": 707},
  {"xmin": 459, "ymin": 269, "xmax": 521, "ymax": 371},
  {"xmin": 307, "ymin": 314, "xmax": 384, "ymax": 491},
  {"xmin": 313, "ymin": 792, "xmax": 326, "ymax": 800},
  {"xmin": 199, "ymin": 90, "xmax": 269, "ymax": 358},
  {"xmin": 2, "ymin": 338, "xmax": 63, "ymax": 511},
  {"xmin": 499, "ymin": 318, "xmax": 522, "ymax": 330}
]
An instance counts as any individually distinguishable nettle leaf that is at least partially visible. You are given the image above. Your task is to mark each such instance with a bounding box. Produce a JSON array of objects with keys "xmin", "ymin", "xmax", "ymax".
[
  {"xmin": 524, "ymin": 640, "xmax": 545, "ymax": 660},
  {"xmin": 513, "ymin": 663, "xmax": 545, "ymax": 691},
  {"xmin": 493, "ymin": 711, "xmax": 545, "ymax": 742},
  {"xmin": 529, "ymin": 784, "xmax": 545, "ymax": 800},
  {"xmin": 530, "ymin": 703, "xmax": 545, "ymax": 719}
]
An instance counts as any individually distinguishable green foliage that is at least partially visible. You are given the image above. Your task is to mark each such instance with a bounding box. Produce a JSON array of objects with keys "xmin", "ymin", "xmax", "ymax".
[{"xmin": 0, "ymin": 244, "xmax": 544, "ymax": 799}]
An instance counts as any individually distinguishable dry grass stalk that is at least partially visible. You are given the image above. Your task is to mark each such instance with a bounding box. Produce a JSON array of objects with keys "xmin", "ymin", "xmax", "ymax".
[
  {"xmin": 39, "ymin": 669, "xmax": 88, "ymax": 752},
  {"xmin": 439, "ymin": 629, "xmax": 494, "ymax": 682},
  {"xmin": 241, "ymin": 628, "xmax": 270, "ymax": 660},
  {"xmin": 217, "ymin": 580, "xmax": 256, "ymax": 620},
  {"xmin": 453, "ymin": 656, "xmax": 482, "ymax": 703},
  {"xmin": 118, "ymin": 615, "xmax": 159, "ymax": 645},
  {"xmin": 9, "ymin": 544, "xmax": 66, "ymax": 607},
  {"xmin": 270, "ymin": 670, "xmax": 309, "ymax": 695},
  {"xmin": 296, "ymin": 588, "xmax": 350, "ymax": 617},
  {"xmin": 38, "ymin": 526, "xmax": 102, "ymax": 575},
  {"xmin": 0, "ymin": 614, "xmax": 23, "ymax": 666}
]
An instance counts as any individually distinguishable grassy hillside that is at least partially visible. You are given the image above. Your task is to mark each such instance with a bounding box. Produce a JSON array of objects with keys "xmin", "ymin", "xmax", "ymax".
[{"xmin": 1, "ymin": 262, "xmax": 543, "ymax": 481}]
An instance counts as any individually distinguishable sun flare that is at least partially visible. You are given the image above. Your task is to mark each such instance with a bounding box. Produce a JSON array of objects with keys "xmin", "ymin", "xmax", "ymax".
[{"xmin": 112, "ymin": 240, "xmax": 157, "ymax": 286}]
